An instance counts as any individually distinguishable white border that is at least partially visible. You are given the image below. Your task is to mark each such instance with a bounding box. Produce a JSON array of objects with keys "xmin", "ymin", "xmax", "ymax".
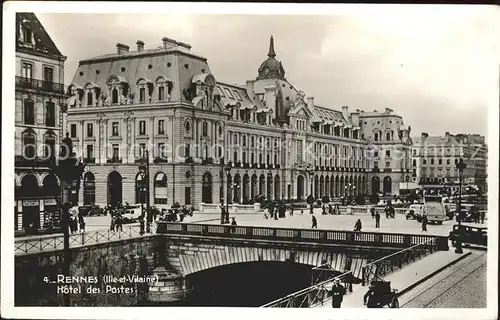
[{"xmin": 2, "ymin": 2, "xmax": 499, "ymax": 320}]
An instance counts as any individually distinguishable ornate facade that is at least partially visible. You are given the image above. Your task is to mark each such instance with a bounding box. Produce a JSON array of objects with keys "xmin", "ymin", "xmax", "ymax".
[
  {"xmin": 412, "ymin": 132, "xmax": 487, "ymax": 193},
  {"xmin": 14, "ymin": 13, "xmax": 68, "ymax": 234},
  {"xmin": 67, "ymin": 36, "xmax": 413, "ymax": 208}
]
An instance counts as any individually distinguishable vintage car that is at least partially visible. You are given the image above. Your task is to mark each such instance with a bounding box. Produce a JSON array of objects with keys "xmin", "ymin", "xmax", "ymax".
[
  {"xmin": 405, "ymin": 204, "xmax": 427, "ymax": 221},
  {"xmin": 449, "ymin": 224, "xmax": 487, "ymax": 247},
  {"xmin": 364, "ymin": 280, "xmax": 399, "ymax": 308}
]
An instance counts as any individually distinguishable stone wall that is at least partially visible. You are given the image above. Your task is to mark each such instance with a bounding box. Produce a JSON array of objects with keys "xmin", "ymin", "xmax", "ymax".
[{"xmin": 15, "ymin": 236, "xmax": 159, "ymax": 306}]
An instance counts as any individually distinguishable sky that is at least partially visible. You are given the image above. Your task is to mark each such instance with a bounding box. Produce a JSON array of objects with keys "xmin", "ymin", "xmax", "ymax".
[{"xmin": 35, "ymin": 5, "xmax": 498, "ymax": 138}]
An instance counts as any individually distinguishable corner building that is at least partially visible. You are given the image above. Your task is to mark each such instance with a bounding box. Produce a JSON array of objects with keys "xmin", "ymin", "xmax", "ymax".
[
  {"xmin": 14, "ymin": 13, "xmax": 68, "ymax": 235},
  {"xmin": 67, "ymin": 37, "xmax": 413, "ymax": 208}
]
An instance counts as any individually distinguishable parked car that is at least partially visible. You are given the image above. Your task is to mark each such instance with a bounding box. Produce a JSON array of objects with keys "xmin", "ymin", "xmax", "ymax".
[
  {"xmin": 120, "ymin": 205, "xmax": 143, "ymax": 223},
  {"xmin": 405, "ymin": 204, "xmax": 427, "ymax": 221},
  {"xmin": 449, "ymin": 224, "xmax": 487, "ymax": 247}
]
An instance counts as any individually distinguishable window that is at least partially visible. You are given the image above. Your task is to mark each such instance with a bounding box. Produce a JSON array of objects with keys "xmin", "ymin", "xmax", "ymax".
[
  {"xmin": 112, "ymin": 144, "xmax": 119, "ymax": 159},
  {"xmin": 242, "ymin": 152, "xmax": 246, "ymax": 163},
  {"xmin": 112, "ymin": 122, "xmax": 119, "ymax": 136},
  {"xmin": 412, "ymin": 159, "xmax": 416, "ymax": 166},
  {"xmin": 70, "ymin": 124, "xmax": 77, "ymax": 137},
  {"xmin": 158, "ymin": 86, "xmax": 165, "ymax": 101},
  {"xmin": 24, "ymin": 99, "xmax": 35, "ymax": 125},
  {"xmin": 242, "ymin": 135, "xmax": 247, "ymax": 147},
  {"xmin": 259, "ymin": 154, "xmax": 263, "ymax": 164},
  {"xmin": 185, "ymin": 120, "xmax": 191, "ymax": 133},
  {"xmin": 185, "ymin": 144, "xmax": 191, "ymax": 157},
  {"xmin": 267, "ymin": 154, "xmax": 270, "ymax": 164},
  {"xmin": 86, "ymin": 145, "xmax": 94, "ymax": 159},
  {"xmin": 274, "ymin": 154, "xmax": 278, "ymax": 165},
  {"xmin": 45, "ymin": 102, "xmax": 55, "ymax": 127},
  {"xmin": 233, "ymin": 151, "xmax": 238, "ymax": 162},
  {"xmin": 423, "ymin": 159, "xmax": 427, "ymax": 165},
  {"xmin": 202, "ymin": 122, "xmax": 208, "ymax": 136},
  {"xmin": 412, "ymin": 149, "xmax": 417, "ymax": 156},
  {"xmin": 139, "ymin": 143, "xmax": 146, "ymax": 158},
  {"xmin": 385, "ymin": 150, "xmax": 390, "ymax": 157},
  {"xmin": 386, "ymin": 132, "xmax": 391, "ymax": 140},
  {"xmin": 251, "ymin": 136, "xmax": 255, "ymax": 147},
  {"xmin": 43, "ymin": 67, "xmax": 54, "ymax": 82},
  {"xmin": 139, "ymin": 88, "xmax": 146, "ymax": 102},
  {"xmin": 447, "ymin": 159, "xmax": 451, "ymax": 165},
  {"xmin": 112, "ymin": 88, "xmax": 119, "ymax": 104},
  {"xmin": 251, "ymin": 153, "xmax": 254, "ymax": 163},
  {"xmin": 385, "ymin": 161, "xmax": 390, "ymax": 168},
  {"xmin": 224, "ymin": 88, "xmax": 234, "ymax": 99},
  {"xmin": 87, "ymin": 123, "xmax": 93, "ymax": 138},
  {"xmin": 23, "ymin": 131, "xmax": 36, "ymax": 158},
  {"xmin": 139, "ymin": 121, "xmax": 146, "ymax": 135},
  {"xmin": 23, "ymin": 26, "xmax": 32, "ymax": 43},
  {"xmin": 430, "ymin": 159, "xmax": 434, "ymax": 165},
  {"xmin": 374, "ymin": 132, "xmax": 379, "ymax": 141},
  {"xmin": 158, "ymin": 120, "xmax": 165, "ymax": 135},
  {"xmin": 22, "ymin": 62, "xmax": 33, "ymax": 79},
  {"xmin": 234, "ymin": 134, "xmax": 238, "ymax": 145},
  {"xmin": 374, "ymin": 151, "xmax": 379, "ymax": 158},
  {"xmin": 233, "ymin": 91, "xmax": 243, "ymax": 101},
  {"xmin": 438, "ymin": 159, "xmax": 442, "ymax": 165},
  {"xmin": 374, "ymin": 161, "xmax": 379, "ymax": 169},
  {"xmin": 217, "ymin": 86, "xmax": 226, "ymax": 97},
  {"xmin": 158, "ymin": 143, "xmax": 166, "ymax": 158}
]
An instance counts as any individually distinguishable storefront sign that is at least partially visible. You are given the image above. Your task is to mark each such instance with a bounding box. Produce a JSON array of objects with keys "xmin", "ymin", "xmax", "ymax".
[
  {"xmin": 44, "ymin": 199, "xmax": 57, "ymax": 206},
  {"xmin": 23, "ymin": 200, "xmax": 39, "ymax": 207}
]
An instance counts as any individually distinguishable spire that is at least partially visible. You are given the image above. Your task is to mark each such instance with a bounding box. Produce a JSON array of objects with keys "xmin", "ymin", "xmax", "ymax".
[{"xmin": 268, "ymin": 35, "xmax": 276, "ymax": 58}]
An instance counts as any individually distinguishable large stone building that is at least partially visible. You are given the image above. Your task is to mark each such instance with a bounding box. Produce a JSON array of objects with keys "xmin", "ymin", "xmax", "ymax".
[
  {"xmin": 411, "ymin": 132, "xmax": 488, "ymax": 194},
  {"xmin": 66, "ymin": 36, "xmax": 413, "ymax": 208},
  {"xmin": 14, "ymin": 13, "xmax": 68, "ymax": 234}
]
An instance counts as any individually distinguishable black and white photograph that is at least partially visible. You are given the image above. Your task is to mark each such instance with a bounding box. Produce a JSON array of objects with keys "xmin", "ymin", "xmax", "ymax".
[{"xmin": 1, "ymin": 2, "xmax": 498, "ymax": 319}]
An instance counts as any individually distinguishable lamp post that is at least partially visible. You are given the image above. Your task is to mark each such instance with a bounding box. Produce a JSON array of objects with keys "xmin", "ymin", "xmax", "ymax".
[
  {"xmin": 345, "ymin": 183, "xmax": 355, "ymax": 204},
  {"xmin": 49, "ymin": 132, "xmax": 86, "ymax": 306},
  {"xmin": 222, "ymin": 161, "xmax": 232, "ymax": 224},
  {"xmin": 455, "ymin": 158, "xmax": 467, "ymax": 254},
  {"xmin": 138, "ymin": 149, "xmax": 151, "ymax": 232}
]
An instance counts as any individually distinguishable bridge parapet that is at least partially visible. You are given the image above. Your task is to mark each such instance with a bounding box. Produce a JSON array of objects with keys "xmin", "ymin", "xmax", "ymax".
[{"xmin": 156, "ymin": 222, "xmax": 449, "ymax": 251}]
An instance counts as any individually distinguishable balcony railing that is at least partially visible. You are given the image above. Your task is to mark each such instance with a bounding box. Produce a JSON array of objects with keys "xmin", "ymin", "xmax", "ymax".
[
  {"xmin": 15, "ymin": 156, "xmax": 51, "ymax": 168},
  {"xmin": 15, "ymin": 76, "xmax": 65, "ymax": 94},
  {"xmin": 107, "ymin": 157, "xmax": 122, "ymax": 164}
]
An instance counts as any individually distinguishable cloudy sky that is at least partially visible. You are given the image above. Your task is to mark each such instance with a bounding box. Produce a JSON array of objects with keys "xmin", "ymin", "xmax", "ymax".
[{"xmin": 35, "ymin": 5, "xmax": 498, "ymax": 137}]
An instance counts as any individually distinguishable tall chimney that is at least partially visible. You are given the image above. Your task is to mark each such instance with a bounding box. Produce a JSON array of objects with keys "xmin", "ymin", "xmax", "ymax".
[
  {"xmin": 136, "ymin": 40, "xmax": 144, "ymax": 52},
  {"xmin": 307, "ymin": 97, "xmax": 314, "ymax": 110},
  {"xmin": 116, "ymin": 43, "xmax": 130, "ymax": 55},
  {"xmin": 351, "ymin": 112, "xmax": 360, "ymax": 127},
  {"xmin": 341, "ymin": 106, "xmax": 349, "ymax": 120},
  {"xmin": 162, "ymin": 37, "xmax": 177, "ymax": 50}
]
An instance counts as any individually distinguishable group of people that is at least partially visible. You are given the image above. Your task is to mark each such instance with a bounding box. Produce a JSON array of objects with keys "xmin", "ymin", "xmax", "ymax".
[
  {"xmin": 68, "ymin": 210, "xmax": 85, "ymax": 234},
  {"xmin": 322, "ymin": 204, "xmax": 341, "ymax": 215}
]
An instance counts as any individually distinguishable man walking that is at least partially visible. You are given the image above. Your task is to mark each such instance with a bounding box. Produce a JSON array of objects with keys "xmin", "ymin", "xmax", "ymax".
[
  {"xmin": 330, "ymin": 280, "xmax": 347, "ymax": 308},
  {"xmin": 375, "ymin": 211, "xmax": 381, "ymax": 228},
  {"xmin": 311, "ymin": 215, "xmax": 318, "ymax": 229},
  {"xmin": 480, "ymin": 211, "xmax": 485, "ymax": 224},
  {"xmin": 370, "ymin": 206, "xmax": 375, "ymax": 219},
  {"xmin": 421, "ymin": 215, "xmax": 428, "ymax": 232}
]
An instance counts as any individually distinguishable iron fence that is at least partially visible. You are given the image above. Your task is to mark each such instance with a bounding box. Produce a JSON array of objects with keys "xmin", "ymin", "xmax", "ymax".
[
  {"xmin": 15, "ymin": 225, "xmax": 143, "ymax": 255},
  {"xmin": 361, "ymin": 238, "xmax": 438, "ymax": 286},
  {"xmin": 260, "ymin": 271, "xmax": 353, "ymax": 308}
]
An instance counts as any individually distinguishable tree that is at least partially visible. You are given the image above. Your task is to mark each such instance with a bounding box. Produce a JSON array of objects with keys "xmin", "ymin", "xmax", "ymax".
[
  {"xmin": 321, "ymin": 196, "xmax": 330, "ymax": 204},
  {"xmin": 306, "ymin": 194, "xmax": 315, "ymax": 205}
]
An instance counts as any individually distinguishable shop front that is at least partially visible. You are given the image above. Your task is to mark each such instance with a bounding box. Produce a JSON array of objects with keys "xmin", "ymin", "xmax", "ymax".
[
  {"xmin": 21, "ymin": 199, "xmax": 41, "ymax": 235},
  {"xmin": 43, "ymin": 198, "xmax": 61, "ymax": 230}
]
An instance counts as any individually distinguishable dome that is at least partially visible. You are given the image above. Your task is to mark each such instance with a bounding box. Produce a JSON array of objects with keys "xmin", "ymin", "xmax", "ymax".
[{"xmin": 256, "ymin": 36, "xmax": 286, "ymax": 80}]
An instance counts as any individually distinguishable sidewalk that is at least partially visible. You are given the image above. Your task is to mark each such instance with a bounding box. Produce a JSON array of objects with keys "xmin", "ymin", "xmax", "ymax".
[{"xmin": 316, "ymin": 249, "xmax": 469, "ymax": 308}]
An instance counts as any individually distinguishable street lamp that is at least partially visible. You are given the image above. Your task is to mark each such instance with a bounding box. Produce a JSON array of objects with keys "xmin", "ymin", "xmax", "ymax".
[
  {"xmin": 137, "ymin": 149, "xmax": 150, "ymax": 233},
  {"xmin": 222, "ymin": 160, "xmax": 232, "ymax": 224},
  {"xmin": 455, "ymin": 158, "xmax": 467, "ymax": 254},
  {"xmin": 345, "ymin": 183, "xmax": 355, "ymax": 204},
  {"xmin": 49, "ymin": 132, "xmax": 86, "ymax": 306}
]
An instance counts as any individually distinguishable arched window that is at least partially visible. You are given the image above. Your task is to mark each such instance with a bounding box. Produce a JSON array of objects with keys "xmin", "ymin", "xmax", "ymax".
[
  {"xmin": 23, "ymin": 129, "xmax": 36, "ymax": 158},
  {"xmin": 43, "ymin": 174, "xmax": 60, "ymax": 198},
  {"xmin": 386, "ymin": 131, "xmax": 391, "ymax": 141},
  {"xmin": 154, "ymin": 173, "xmax": 168, "ymax": 204},
  {"xmin": 374, "ymin": 132, "xmax": 379, "ymax": 141},
  {"xmin": 135, "ymin": 173, "xmax": 146, "ymax": 204},
  {"xmin": 20, "ymin": 174, "xmax": 39, "ymax": 198},
  {"xmin": 44, "ymin": 132, "xmax": 56, "ymax": 159}
]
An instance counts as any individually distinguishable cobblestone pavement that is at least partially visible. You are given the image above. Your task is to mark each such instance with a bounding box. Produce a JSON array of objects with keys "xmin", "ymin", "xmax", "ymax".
[{"xmin": 400, "ymin": 250, "xmax": 487, "ymax": 308}]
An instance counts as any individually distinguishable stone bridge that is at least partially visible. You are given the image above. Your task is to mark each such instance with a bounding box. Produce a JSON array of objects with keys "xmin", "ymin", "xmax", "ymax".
[{"xmin": 15, "ymin": 223, "xmax": 449, "ymax": 306}]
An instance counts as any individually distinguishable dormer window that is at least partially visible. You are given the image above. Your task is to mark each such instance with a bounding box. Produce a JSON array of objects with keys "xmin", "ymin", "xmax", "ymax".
[
  {"xmin": 23, "ymin": 26, "xmax": 33, "ymax": 44},
  {"xmin": 374, "ymin": 132, "xmax": 379, "ymax": 141},
  {"xmin": 87, "ymin": 92, "xmax": 93, "ymax": 106},
  {"xmin": 154, "ymin": 77, "xmax": 173, "ymax": 102},
  {"xmin": 112, "ymin": 88, "xmax": 119, "ymax": 104},
  {"xmin": 139, "ymin": 88, "xmax": 146, "ymax": 102},
  {"xmin": 386, "ymin": 131, "xmax": 391, "ymax": 141}
]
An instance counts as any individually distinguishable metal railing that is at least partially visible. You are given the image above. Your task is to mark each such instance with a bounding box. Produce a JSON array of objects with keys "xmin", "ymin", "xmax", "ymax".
[
  {"xmin": 15, "ymin": 76, "xmax": 65, "ymax": 94},
  {"xmin": 158, "ymin": 222, "xmax": 449, "ymax": 251},
  {"xmin": 15, "ymin": 225, "xmax": 143, "ymax": 255},
  {"xmin": 361, "ymin": 238, "xmax": 438, "ymax": 286},
  {"xmin": 260, "ymin": 271, "xmax": 353, "ymax": 308}
]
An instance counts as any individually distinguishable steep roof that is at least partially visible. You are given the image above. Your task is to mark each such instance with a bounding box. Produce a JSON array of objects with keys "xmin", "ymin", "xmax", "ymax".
[{"xmin": 16, "ymin": 12, "xmax": 64, "ymax": 58}]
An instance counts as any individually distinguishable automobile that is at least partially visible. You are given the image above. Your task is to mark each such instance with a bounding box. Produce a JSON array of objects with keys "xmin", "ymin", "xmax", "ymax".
[
  {"xmin": 120, "ymin": 205, "xmax": 143, "ymax": 223},
  {"xmin": 449, "ymin": 224, "xmax": 487, "ymax": 247},
  {"xmin": 405, "ymin": 204, "xmax": 427, "ymax": 221}
]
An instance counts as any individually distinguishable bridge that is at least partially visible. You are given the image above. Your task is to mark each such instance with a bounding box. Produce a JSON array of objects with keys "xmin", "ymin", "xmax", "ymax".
[{"xmin": 14, "ymin": 222, "xmax": 449, "ymax": 306}]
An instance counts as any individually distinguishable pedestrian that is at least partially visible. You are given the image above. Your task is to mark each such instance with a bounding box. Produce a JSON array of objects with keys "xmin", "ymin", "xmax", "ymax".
[
  {"xmin": 354, "ymin": 219, "xmax": 362, "ymax": 232},
  {"xmin": 290, "ymin": 206, "xmax": 294, "ymax": 217},
  {"xmin": 231, "ymin": 217, "xmax": 237, "ymax": 233},
  {"xmin": 310, "ymin": 205, "xmax": 314, "ymax": 215},
  {"xmin": 110, "ymin": 212, "xmax": 116, "ymax": 231},
  {"xmin": 390, "ymin": 206, "xmax": 395, "ymax": 218},
  {"xmin": 78, "ymin": 213, "xmax": 85, "ymax": 232},
  {"xmin": 370, "ymin": 207, "xmax": 375, "ymax": 219},
  {"xmin": 322, "ymin": 204, "xmax": 326, "ymax": 215},
  {"xmin": 330, "ymin": 280, "xmax": 347, "ymax": 308},
  {"xmin": 480, "ymin": 211, "xmax": 485, "ymax": 224},
  {"xmin": 329, "ymin": 204, "xmax": 333, "ymax": 215},
  {"xmin": 375, "ymin": 211, "xmax": 380, "ymax": 228},
  {"xmin": 421, "ymin": 215, "xmax": 428, "ymax": 232},
  {"xmin": 385, "ymin": 206, "xmax": 390, "ymax": 219},
  {"xmin": 139, "ymin": 216, "xmax": 145, "ymax": 236},
  {"xmin": 311, "ymin": 215, "xmax": 318, "ymax": 228},
  {"xmin": 116, "ymin": 213, "xmax": 123, "ymax": 232}
]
